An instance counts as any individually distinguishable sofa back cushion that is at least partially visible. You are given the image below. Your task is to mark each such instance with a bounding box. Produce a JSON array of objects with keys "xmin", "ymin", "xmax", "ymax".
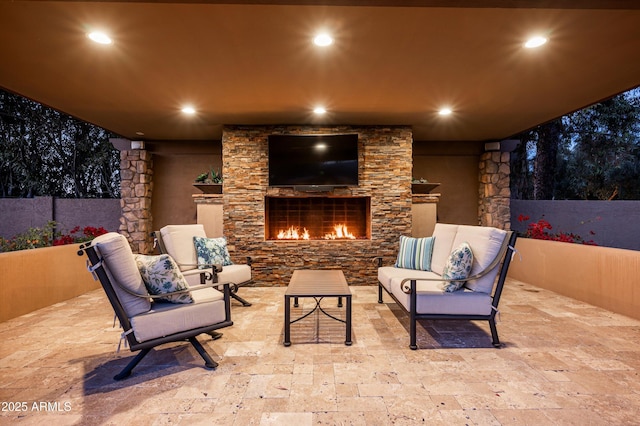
[
  {"xmin": 92, "ymin": 232, "xmax": 151, "ymax": 317},
  {"xmin": 430, "ymin": 223, "xmax": 459, "ymax": 275},
  {"xmin": 452, "ymin": 225, "xmax": 507, "ymax": 293},
  {"xmin": 159, "ymin": 224, "xmax": 207, "ymax": 272}
]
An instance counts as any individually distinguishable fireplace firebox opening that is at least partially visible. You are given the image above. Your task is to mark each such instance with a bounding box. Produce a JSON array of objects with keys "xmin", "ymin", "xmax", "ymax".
[{"xmin": 265, "ymin": 196, "xmax": 371, "ymax": 241}]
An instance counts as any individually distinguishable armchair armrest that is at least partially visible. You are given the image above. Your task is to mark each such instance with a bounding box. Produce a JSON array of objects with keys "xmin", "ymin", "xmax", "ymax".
[
  {"xmin": 147, "ymin": 282, "xmax": 231, "ymax": 299},
  {"xmin": 106, "ymin": 274, "xmax": 230, "ymax": 300}
]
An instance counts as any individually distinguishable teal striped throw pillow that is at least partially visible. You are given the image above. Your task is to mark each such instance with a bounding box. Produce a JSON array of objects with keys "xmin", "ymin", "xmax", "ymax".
[{"xmin": 394, "ymin": 235, "xmax": 435, "ymax": 271}]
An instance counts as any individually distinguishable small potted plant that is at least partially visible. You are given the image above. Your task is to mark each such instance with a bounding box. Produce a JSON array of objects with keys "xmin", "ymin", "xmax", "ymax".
[
  {"xmin": 193, "ymin": 167, "xmax": 223, "ymax": 193},
  {"xmin": 411, "ymin": 177, "xmax": 440, "ymax": 194}
]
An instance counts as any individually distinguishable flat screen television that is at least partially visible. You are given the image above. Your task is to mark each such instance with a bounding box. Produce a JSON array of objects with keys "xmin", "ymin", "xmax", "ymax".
[{"xmin": 268, "ymin": 134, "xmax": 359, "ymax": 187}]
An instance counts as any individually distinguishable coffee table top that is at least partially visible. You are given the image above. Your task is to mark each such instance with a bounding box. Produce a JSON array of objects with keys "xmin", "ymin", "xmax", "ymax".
[{"xmin": 286, "ymin": 269, "xmax": 350, "ymax": 297}]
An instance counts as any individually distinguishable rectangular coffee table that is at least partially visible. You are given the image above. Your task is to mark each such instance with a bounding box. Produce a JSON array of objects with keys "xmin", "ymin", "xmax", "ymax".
[{"xmin": 284, "ymin": 269, "xmax": 352, "ymax": 346}]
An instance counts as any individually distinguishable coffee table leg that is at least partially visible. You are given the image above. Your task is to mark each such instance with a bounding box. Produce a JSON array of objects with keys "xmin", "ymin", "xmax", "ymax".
[
  {"xmin": 337, "ymin": 296, "xmax": 343, "ymax": 308},
  {"xmin": 284, "ymin": 295, "xmax": 291, "ymax": 346},
  {"xmin": 345, "ymin": 295, "xmax": 352, "ymax": 346},
  {"xmin": 294, "ymin": 296, "xmax": 299, "ymax": 308}
]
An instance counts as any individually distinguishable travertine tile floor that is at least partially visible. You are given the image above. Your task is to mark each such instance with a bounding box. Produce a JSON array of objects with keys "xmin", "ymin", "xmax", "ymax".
[{"xmin": 1, "ymin": 278, "xmax": 640, "ymax": 425}]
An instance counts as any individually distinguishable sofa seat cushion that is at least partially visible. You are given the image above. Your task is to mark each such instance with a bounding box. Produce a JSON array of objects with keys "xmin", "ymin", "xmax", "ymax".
[
  {"xmin": 159, "ymin": 224, "xmax": 207, "ymax": 272},
  {"xmin": 181, "ymin": 264, "xmax": 252, "ymax": 288},
  {"xmin": 388, "ymin": 276, "xmax": 493, "ymax": 316},
  {"xmin": 92, "ymin": 232, "xmax": 151, "ymax": 317},
  {"xmin": 429, "ymin": 224, "xmax": 459, "ymax": 275},
  {"xmin": 130, "ymin": 298, "xmax": 227, "ymax": 343}
]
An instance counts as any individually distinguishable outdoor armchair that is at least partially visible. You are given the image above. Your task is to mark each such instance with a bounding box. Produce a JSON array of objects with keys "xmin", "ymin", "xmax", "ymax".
[
  {"xmin": 154, "ymin": 224, "xmax": 253, "ymax": 307},
  {"xmin": 78, "ymin": 232, "xmax": 233, "ymax": 380}
]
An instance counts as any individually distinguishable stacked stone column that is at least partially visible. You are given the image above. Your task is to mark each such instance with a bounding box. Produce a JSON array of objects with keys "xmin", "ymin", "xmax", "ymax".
[
  {"xmin": 119, "ymin": 149, "xmax": 153, "ymax": 253},
  {"xmin": 479, "ymin": 151, "xmax": 510, "ymax": 229}
]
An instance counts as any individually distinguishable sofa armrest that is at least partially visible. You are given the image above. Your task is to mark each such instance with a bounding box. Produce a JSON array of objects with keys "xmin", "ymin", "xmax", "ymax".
[{"xmin": 373, "ymin": 256, "xmax": 396, "ymax": 267}]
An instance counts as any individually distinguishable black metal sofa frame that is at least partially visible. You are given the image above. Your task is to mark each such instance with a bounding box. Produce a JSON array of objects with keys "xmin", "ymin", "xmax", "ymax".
[{"xmin": 377, "ymin": 231, "xmax": 518, "ymax": 350}]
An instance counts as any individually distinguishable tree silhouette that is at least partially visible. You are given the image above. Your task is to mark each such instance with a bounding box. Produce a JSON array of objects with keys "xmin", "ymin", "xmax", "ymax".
[
  {"xmin": 511, "ymin": 89, "xmax": 640, "ymax": 200},
  {"xmin": 0, "ymin": 90, "xmax": 120, "ymax": 198}
]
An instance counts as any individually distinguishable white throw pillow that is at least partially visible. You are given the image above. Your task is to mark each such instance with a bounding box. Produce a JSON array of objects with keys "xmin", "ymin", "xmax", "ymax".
[
  {"xmin": 441, "ymin": 242, "xmax": 474, "ymax": 292},
  {"xmin": 193, "ymin": 236, "xmax": 233, "ymax": 269},
  {"xmin": 134, "ymin": 254, "xmax": 193, "ymax": 304}
]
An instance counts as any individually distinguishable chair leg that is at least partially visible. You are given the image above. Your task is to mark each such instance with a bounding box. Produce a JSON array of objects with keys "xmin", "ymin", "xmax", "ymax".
[
  {"xmin": 409, "ymin": 280, "xmax": 418, "ymax": 350},
  {"xmin": 189, "ymin": 337, "xmax": 219, "ymax": 369},
  {"xmin": 231, "ymin": 291, "xmax": 252, "ymax": 307},
  {"xmin": 208, "ymin": 331, "xmax": 223, "ymax": 340},
  {"xmin": 409, "ymin": 315, "xmax": 418, "ymax": 350},
  {"xmin": 114, "ymin": 348, "xmax": 151, "ymax": 381},
  {"xmin": 489, "ymin": 318, "xmax": 501, "ymax": 347}
]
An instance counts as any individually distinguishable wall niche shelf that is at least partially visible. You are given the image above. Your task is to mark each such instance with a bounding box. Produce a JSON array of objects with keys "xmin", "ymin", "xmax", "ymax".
[
  {"xmin": 411, "ymin": 183, "xmax": 440, "ymax": 194},
  {"xmin": 193, "ymin": 183, "xmax": 222, "ymax": 194}
]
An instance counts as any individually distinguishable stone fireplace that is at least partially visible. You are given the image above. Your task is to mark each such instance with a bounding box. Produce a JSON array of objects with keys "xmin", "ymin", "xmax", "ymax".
[{"xmin": 222, "ymin": 125, "xmax": 413, "ymax": 286}]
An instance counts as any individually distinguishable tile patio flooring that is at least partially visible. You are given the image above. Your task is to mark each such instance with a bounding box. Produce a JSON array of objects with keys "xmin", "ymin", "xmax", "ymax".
[{"xmin": 1, "ymin": 278, "xmax": 640, "ymax": 425}]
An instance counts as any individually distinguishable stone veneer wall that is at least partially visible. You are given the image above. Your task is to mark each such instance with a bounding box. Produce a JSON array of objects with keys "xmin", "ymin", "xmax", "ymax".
[
  {"xmin": 119, "ymin": 149, "xmax": 154, "ymax": 254},
  {"xmin": 222, "ymin": 125, "xmax": 413, "ymax": 286},
  {"xmin": 478, "ymin": 151, "xmax": 510, "ymax": 229}
]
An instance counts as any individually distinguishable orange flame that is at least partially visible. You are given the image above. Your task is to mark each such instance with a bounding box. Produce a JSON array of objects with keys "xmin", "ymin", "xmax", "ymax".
[
  {"xmin": 277, "ymin": 226, "xmax": 310, "ymax": 240},
  {"xmin": 324, "ymin": 224, "xmax": 356, "ymax": 240}
]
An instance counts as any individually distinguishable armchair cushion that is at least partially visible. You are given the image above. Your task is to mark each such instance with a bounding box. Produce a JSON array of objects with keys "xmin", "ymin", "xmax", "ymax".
[
  {"xmin": 394, "ymin": 235, "xmax": 435, "ymax": 271},
  {"xmin": 92, "ymin": 233, "xmax": 151, "ymax": 317},
  {"xmin": 159, "ymin": 224, "xmax": 207, "ymax": 272},
  {"xmin": 130, "ymin": 296, "xmax": 227, "ymax": 343},
  {"xmin": 134, "ymin": 254, "xmax": 193, "ymax": 304},
  {"xmin": 193, "ymin": 236, "xmax": 233, "ymax": 269},
  {"xmin": 441, "ymin": 242, "xmax": 474, "ymax": 292}
]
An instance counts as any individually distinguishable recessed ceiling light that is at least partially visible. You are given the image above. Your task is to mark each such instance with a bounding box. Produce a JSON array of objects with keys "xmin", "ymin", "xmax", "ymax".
[
  {"xmin": 181, "ymin": 106, "xmax": 196, "ymax": 115},
  {"xmin": 524, "ymin": 36, "xmax": 548, "ymax": 49},
  {"xmin": 135, "ymin": 131, "xmax": 145, "ymax": 136},
  {"xmin": 88, "ymin": 31, "xmax": 112, "ymax": 45},
  {"xmin": 313, "ymin": 106, "xmax": 327, "ymax": 114},
  {"xmin": 313, "ymin": 34, "xmax": 333, "ymax": 47},
  {"xmin": 438, "ymin": 108, "xmax": 452, "ymax": 116}
]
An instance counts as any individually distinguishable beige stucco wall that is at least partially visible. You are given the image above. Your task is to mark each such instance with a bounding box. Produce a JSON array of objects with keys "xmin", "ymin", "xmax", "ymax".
[
  {"xmin": 149, "ymin": 141, "xmax": 222, "ymax": 231},
  {"xmin": 0, "ymin": 244, "xmax": 100, "ymax": 322},
  {"xmin": 149, "ymin": 139, "xmax": 486, "ymax": 232},
  {"xmin": 508, "ymin": 237, "xmax": 640, "ymax": 321},
  {"xmin": 412, "ymin": 141, "xmax": 484, "ymax": 226}
]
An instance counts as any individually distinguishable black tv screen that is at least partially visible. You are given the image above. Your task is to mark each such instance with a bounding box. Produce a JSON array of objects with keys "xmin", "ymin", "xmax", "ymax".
[{"xmin": 268, "ymin": 134, "xmax": 359, "ymax": 187}]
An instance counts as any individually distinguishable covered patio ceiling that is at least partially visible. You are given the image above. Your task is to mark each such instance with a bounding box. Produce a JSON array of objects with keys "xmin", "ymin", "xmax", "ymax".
[{"xmin": 1, "ymin": 1, "xmax": 639, "ymax": 142}]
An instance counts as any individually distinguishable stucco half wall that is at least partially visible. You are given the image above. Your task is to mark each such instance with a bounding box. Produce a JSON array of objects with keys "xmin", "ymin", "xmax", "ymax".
[{"xmin": 508, "ymin": 237, "xmax": 640, "ymax": 321}]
